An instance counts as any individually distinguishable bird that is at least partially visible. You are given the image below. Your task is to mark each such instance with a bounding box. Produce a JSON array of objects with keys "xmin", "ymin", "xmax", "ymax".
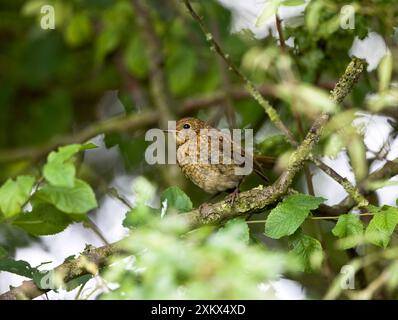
[{"xmin": 173, "ymin": 117, "xmax": 273, "ymax": 203}]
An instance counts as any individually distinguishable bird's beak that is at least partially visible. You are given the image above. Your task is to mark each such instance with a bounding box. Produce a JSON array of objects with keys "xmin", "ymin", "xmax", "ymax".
[{"xmin": 162, "ymin": 129, "xmax": 177, "ymax": 133}]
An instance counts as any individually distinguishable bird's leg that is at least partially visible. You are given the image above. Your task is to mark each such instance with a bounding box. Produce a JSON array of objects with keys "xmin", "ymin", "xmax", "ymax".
[{"xmin": 224, "ymin": 187, "xmax": 240, "ymax": 207}]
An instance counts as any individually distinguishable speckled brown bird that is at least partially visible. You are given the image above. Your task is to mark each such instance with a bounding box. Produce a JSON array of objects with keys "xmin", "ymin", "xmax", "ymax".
[{"xmin": 174, "ymin": 117, "xmax": 271, "ymax": 197}]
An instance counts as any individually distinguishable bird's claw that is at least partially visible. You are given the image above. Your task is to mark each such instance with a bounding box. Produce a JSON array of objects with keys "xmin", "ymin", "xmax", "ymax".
[{"xmin": 225, "ymin": 188, "xmax": 240, "ymax": 207}]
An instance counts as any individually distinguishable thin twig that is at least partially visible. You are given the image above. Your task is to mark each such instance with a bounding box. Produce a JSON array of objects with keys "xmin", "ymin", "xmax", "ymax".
[
  {"xmin": 312, "ymin": 157, "xmax": 369, "ymax": 207},
  {"xmin": 275, "ymin": 14, "xmax": 286, "ymax": 53}
]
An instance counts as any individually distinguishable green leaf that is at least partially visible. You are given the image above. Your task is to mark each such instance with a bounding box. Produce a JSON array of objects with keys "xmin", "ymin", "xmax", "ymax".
[
  {"xmin": 347, "ymin": 132, "xmax": 367, "ymax": 182},
  {"xmin": 324, "ymin": 133, "xmax": 345, "ymax": 159},
  {"xmin": 277, "ymin": 84, "xmax": 338, "ymax": 116},
  {"xmin": 167, "ymin": 46, "xmax": 197, "ymax": 96},
  {"xmin": 0, "ymin": 175, "xmax": 35, "ymax": 218},
  {"xmin": 132, "ymin": 177, "xmax": 156, "ymax": 204},
  {"xmin": 256, "ymin": 0, "xmax": 282, "ymax": 27},
  {"xmin": 65, "ymin": 274, "xmax": 92, "ymax": 291},
  {"xmin": 378, "ymin": 53, "xmax": 393, "ymax": 92},
  {"xmin": 0, "ymin": 258, "xmax": 39, "ymax": 278},
  {"xmin": 218, "ymin": 218, "xmax": 250, "ymax": 244},
  {"xmin": 305, "ymin": 1, "xmax": 324, "ymax": 32},
  {"xmin": 365, "ymin": 206, "xmax": 398, "ymax": 248},
  {"xmin": 43, "ymin": 144, "xmax": 96, "ymax": 188},
  {"xmin": 0, "ymin": 246, "xmax": 7, "ymax": 258},
  {"xmin": 124, "ymin": 35, "xmax": 148, "ymax": 79},
  {"xmin": 22, "ymin": 0, "xmax": 47, "ymax": 16},
  {"xmin": 282, "ymin": 0, "xmax": 305, "ymax": 5},
  {"xmin": 264, "ymin": 194, "xmax": 325, "ymax": 239},
  {"xmin": 37, "ymin": 179, "xmax": 97, "ymax": 214},
  {"xmin": 257, "ymin": 134, "xmax": 292, "ymax": 158},
  {"xmin": 123, "ymin": 205, "xmax": 158, "ymax": 228},
  {"xmin": 332, "ymin": 213, "xmax": 364, "ymax": 249},
  {"xmin": 65, "ymin": 14, "xmax": 93, "ymax": 47},
  {"xmin": 95, "ymin": 29, "xmax": 121, "ymax": 64},
  {"xmin": 13, "ymin": 202, "xmax": 72, "ymax": 236},
  {"xmin": 288, "ymin": 230, "xmax": 323, "ymax": 272},
  {"xmin": 160, "ymin": 186, "xmax": 193, "ymax": 216}
]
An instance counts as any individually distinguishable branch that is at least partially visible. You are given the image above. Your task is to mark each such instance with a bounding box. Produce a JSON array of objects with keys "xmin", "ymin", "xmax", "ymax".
[
  {"xmin": 0, "ymin": 244, "xmax": 120, "ymax": 300},
  {"xmin": 0, "ymin": 82, "xmax": 335, "ymax": 164},
  {"xmin": 0, "ymin": 111, "xmax": 157, "ymax": 163},
  {"xmin": 330, "ymin": 57, "xmax": 367, "ymax": 104},
  {"xmin": 275, "ymin": 14, "xmax": 286, "ymax": 53},
  {"xmin": 311, "ymin": 157, "xmax": 369, "ymax": 207},
  {"xmin": 366, "ymin": 157, "xmax": 398, "ymax": 182}
]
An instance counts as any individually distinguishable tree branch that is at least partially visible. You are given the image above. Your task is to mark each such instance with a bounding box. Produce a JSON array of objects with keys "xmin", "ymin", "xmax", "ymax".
[
  {"xmin": 0, "ymin": 244, "xmax": 119, "ymax": 300},
  {"xmin": 0, "ymin": 112, "xmax": 157, "ymax": 163},
  {"xmin": 311, "ymin": 157, "xmax": 369, "ymax": 207}
]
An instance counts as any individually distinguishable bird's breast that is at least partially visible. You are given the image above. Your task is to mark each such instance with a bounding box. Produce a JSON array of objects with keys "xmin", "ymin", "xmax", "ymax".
[{"xmin": 177, "ymin": 141, "xmax": 243, "ymax": 194}]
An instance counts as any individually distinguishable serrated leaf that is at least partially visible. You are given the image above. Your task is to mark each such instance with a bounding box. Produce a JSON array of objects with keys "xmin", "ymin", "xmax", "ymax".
[
  {"xmin": 43, "ymin": 144, "xmax": 96, "ymax": 188},
  {"xmin": 0, "ymin": 175, "xmax": 35, "ymax": 218},
  {"xmin": 264, "ymin": 194, "xmax": 325, "ymax": 239},
  {"xmin": 332, "ymin": 213, "xmax": 364, "ymax": 249},
  {"xmin": 160, "ymin": 186, "xmax": 193, "ymax": 215},
  {"xmin": 37, "ymin": 179, "xmax": 97, "ymax": 214},
  {"xmin": 13, "ymin": 203, "xmax": 72, "ymax": 236},
  {"xmin": 365, "ymin": 206, "xmax": 398, "ymax": 248},
  {"xmin": 289, "ymin": 230, "xmax": 323, "ymax": 272}
]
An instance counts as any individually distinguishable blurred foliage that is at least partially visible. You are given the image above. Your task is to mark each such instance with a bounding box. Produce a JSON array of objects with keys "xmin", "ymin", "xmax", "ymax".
[
  {"xmin": 102, "ymin": 185, "xmax": 297, "ymax": 299},
  {"xmin": 0, "ymin": 0, "xmax": 398, "ymax": 300}
]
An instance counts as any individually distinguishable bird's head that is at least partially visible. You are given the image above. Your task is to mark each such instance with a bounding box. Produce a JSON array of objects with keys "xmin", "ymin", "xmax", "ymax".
[{"xmin": 174, "ymin": 117, "xmax": 210, "ymax": 146}]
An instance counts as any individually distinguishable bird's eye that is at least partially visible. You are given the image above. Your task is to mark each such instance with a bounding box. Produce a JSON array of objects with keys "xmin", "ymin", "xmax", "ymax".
[{"xmin": 183, "ymin": 124, "xmax": 190, "ymax": 129}]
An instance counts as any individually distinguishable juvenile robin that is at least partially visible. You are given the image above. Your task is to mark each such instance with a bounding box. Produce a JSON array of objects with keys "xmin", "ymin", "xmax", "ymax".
[{"xmin": 173, "ymin": 117, "xmax": 272, "ymax": 203}]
